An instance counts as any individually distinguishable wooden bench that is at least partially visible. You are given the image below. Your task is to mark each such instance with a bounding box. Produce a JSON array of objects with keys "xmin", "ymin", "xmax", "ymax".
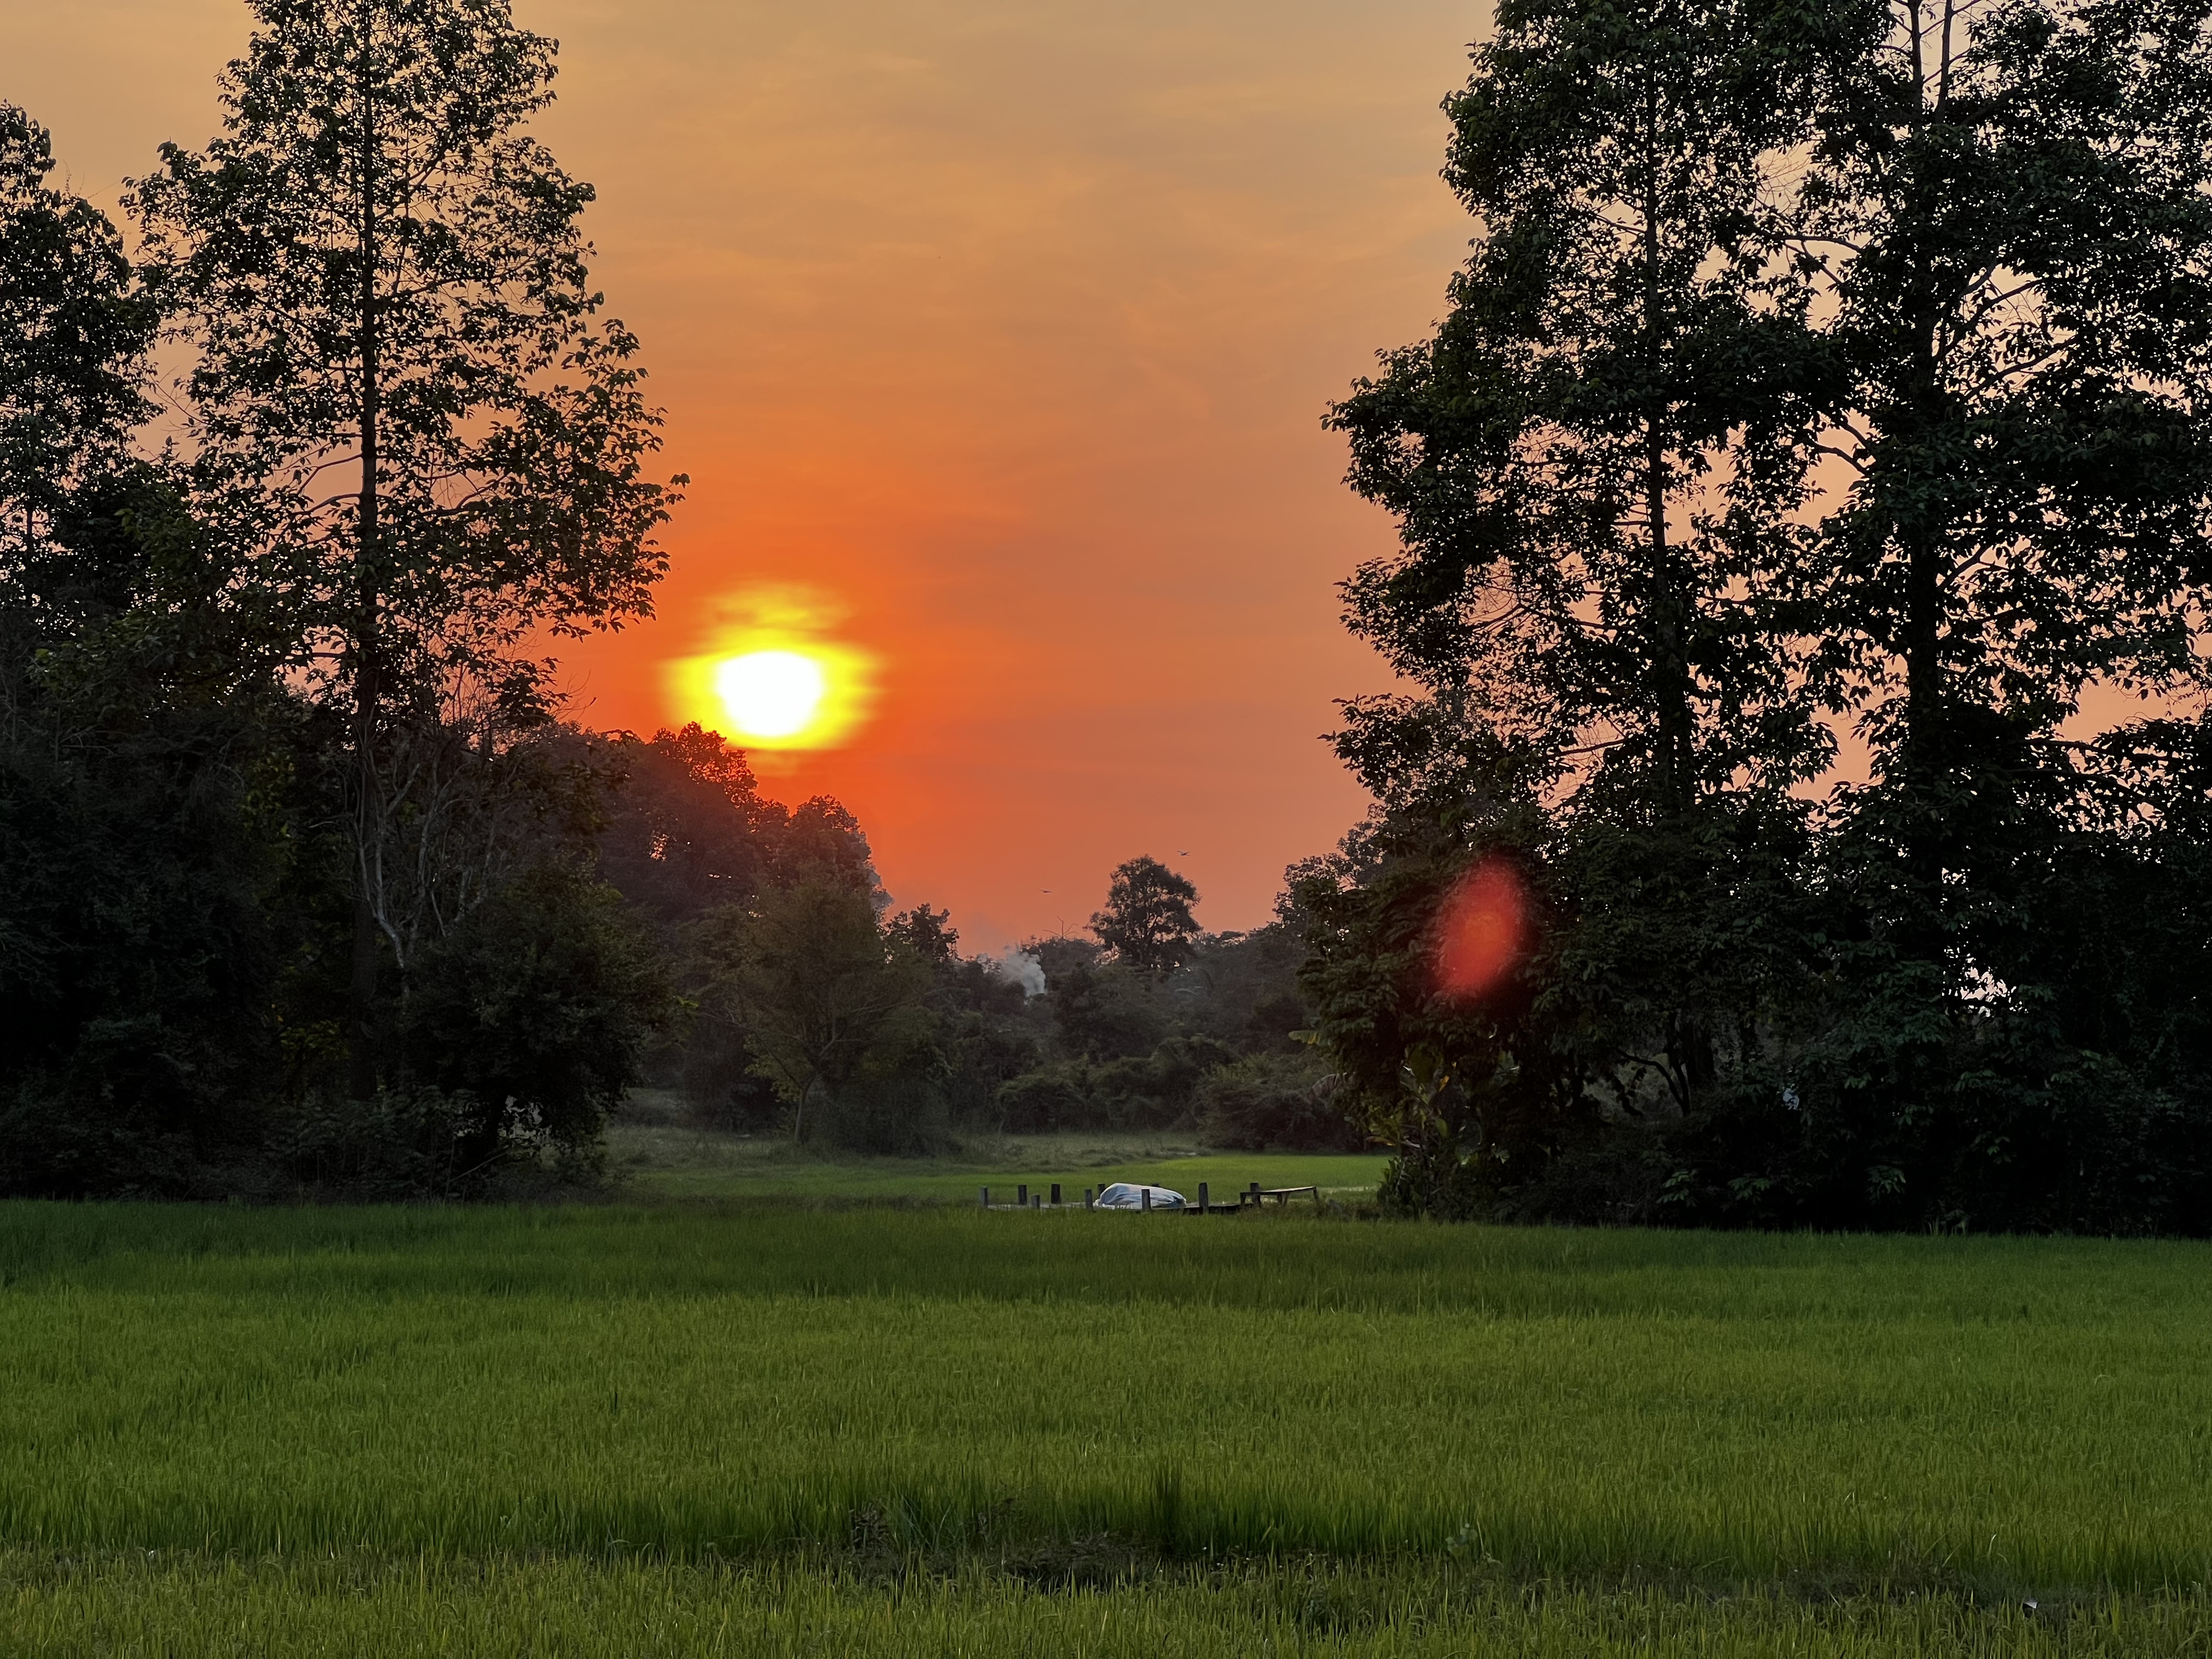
[{"xmin": 1179, "ymin": 1182, "xmax": 1323, "ymax": 1213}]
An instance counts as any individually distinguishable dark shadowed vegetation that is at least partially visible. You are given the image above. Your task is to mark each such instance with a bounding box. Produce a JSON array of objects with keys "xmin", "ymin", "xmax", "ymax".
[
  {"xmin": 1308, "ymin": 0, "xmax": 2212, "ymax": 1235},
  {"xmin": 6, "ymin": 0, "xmax": 2212, "ymax": 1237}
]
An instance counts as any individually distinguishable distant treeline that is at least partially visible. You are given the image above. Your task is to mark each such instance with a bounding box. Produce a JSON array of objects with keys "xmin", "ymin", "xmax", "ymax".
[
  {"xmin": 1297, "ymin": 0, "xmax": 2212, "ymax": 1233},
  {"xmin": 636, "ymin": 801, "xmax": 1349, "ymax": 1160},
  {"xmin": 0, "ymin": 0, "xmax": 1332, "ymax": 1198}
]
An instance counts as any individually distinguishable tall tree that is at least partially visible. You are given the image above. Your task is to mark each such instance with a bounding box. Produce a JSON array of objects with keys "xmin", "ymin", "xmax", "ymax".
[
  {"xmin": 1316, "ymin": 0, "xmax": 2212, "ymax": 1229},
  {"xmin": 132, "ymin": 0, "xmax": 683, "ymax": 1097},
  {"xmin": 1329, "ymin": 0, "xmax": 1872, "ymax": 812},
  {"xmin": 0, "ymin": 105, "xmax": 152, "ymax": 573},
  {"xmin": 1801, "ymin": 0, "xmax": 2212, "ymax": 940},
  {"xmin": 694, "ymin": 878, "xmax": 931, "ymax": 1144},
  {"xmin": 0, "ymin": 108, "xmax": 300, "ymax": 1196},
  {"xmin": 1324, "ymin": 0, "xmax": 1875, "ymax": 1126},
  {"xmin": 1725, "ymin": 0, "xmax": 2212, "ymax": 1224},
  {"xmin": 1090, "ymin": 854, "xmax": 1201, "ymax": 974}
]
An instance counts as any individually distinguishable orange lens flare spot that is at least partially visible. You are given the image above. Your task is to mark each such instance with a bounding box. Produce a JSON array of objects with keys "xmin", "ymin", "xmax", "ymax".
[{"xmin": 1433, "ymin": 859, "xmax": 1528, "ymax": 1001}]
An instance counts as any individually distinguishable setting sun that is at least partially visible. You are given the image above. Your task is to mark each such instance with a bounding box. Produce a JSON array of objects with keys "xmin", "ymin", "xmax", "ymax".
[
  {"xmin": 714, "ymin": 650, "xmax": 827, "ymax": 740},
  {"xmin": 665, "ymin": 584, "xmax": 877, "ymax": 755}
]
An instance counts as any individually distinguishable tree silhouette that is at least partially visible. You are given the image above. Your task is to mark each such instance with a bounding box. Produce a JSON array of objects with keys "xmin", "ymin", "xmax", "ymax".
[
  {"xmin": 1801, "ymin": 0, "xmax": 2212, "ymax": 946},
  {"xmin": 1314, "ymin": 0, "xmax": 2212, "ymax": 1230},
  {"xmin": 132, "ymin": 0, "xmax": 683, "ymax": 1097},
  {"xmin": 1091, "ymin": 855, "xmax": 1201, "ymax": 974},
  {"xmin": 0, "ymin": 104, "xmax": 152, "ymax": 570},
  {"xmin": 1324, "ymin": 0, "xmax": 1869, "ymax": 1120}
]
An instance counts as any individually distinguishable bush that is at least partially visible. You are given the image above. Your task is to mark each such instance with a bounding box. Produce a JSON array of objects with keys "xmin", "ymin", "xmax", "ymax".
[
  {"xmin": 670, "ymin": 1003, "xmax": 785, "ymax": 1132},
  {"xmin": 994, "ymin": 1063, "xmax": 1093, "ymax": 1133},
  {"xmin": 992, "ymin": 1035, "xmax": 1243, "ymax": 1134},
  {"xmin": 1376, "ymin": 1129, "xmax": 1490, "ymax": 1220},
  {"xmin": 1091, "ymin": 1034, "xmax": 1238, "ymax": 1129},
  {"xmin": 1047, "ymin": 960, "xmax": 1171, "ymax": 1060},
  {"xmin": 402, "ymin": 862, "xmax": 674, "ymax": 1172},
  {"xmin": 818, "ymin": 1071, "xmax": 954, "ymax": 1156},
  {"xmin": 1196, "ymin": 1052, "xmax": 1363, "ymax": 1151},
  {"xmin": 263, "ymin": 1088, "xmax": 478, "ymax": 1200}
]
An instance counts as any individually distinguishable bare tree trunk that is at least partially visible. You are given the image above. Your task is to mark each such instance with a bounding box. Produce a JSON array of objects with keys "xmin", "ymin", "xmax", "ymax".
[
  {"xmin": 1897, "ymin": 0, "xmax": 1953, "ymax": 913},
  {"xmin": 347, "ymin": 4, "xmax": 383, "ymax": 1101},
  {"xmin": 1641, "ymin": 73, "xmax": 1712, "ymax": 1104},
  {"xmin": 1642, "ymin": 77, "xmax": 1693, "ymax": 818},
  {"xmin": 794, "ymin": 1073, "xmax": 825, "ymax": 1145}
]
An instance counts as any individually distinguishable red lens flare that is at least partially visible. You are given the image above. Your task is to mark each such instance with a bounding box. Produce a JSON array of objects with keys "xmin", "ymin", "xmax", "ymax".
[{"xmin": 1432, "ymin": 859, "xmax": 1528, "ymax": 1002}]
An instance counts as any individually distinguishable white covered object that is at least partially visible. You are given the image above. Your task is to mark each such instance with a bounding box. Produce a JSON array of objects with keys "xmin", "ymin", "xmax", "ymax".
[{"xmin": 1093, "ymin": 1182, "xmax": 1186, "ymax": 1211}]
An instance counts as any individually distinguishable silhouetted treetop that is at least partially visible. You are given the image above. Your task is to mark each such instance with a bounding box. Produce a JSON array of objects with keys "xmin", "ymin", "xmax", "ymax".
[{"xmin": 1090, "ymin": 854, "xmax": 1201, "ymax": 974}]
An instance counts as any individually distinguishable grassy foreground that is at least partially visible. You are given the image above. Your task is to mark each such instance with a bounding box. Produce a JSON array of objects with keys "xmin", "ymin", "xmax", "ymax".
[
  {"xmin": 12, "ymin": 1551, "xmax": 2212, "ymax": 1657},
  {"xmin": 4, "ymin": 1199, "xmax": 2211, "ymax": 1652}
]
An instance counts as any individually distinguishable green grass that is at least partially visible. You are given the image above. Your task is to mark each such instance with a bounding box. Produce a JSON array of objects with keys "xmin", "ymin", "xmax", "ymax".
[
  {"xmin": 603, "ymin": 1116, "xmax": 1388, "ymax": 1203},
  {"xmin": 11, "ymin": 1550, "xmax": 2212, "ymax": 1657},
  {"xmin": 6, "ymin": 1199, "xmax": 2211, "ymax": 1652}
]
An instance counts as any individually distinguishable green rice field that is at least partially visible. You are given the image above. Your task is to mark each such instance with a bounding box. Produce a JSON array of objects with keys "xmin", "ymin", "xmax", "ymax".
[{"xmin": 6, "ymin": 1189, "xmax": 2212, "ymax": 1653}]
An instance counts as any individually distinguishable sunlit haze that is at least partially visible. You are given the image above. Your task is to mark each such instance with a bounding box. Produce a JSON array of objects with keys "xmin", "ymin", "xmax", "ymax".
[{"xmin": 4, "ymin": 0, "xmax": 1483, "ymax": 946}]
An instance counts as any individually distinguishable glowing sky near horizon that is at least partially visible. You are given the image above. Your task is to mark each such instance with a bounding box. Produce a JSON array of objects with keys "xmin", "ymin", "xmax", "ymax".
[{"xmin": 3, "ymin": 0, "xmax": 1483, "ymax": 947}]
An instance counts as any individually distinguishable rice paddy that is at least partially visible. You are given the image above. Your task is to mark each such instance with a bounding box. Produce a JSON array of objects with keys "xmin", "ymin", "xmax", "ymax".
[
  {"xmin": 14, "ymin": 1551, "xmax": 2212, "ymax": 1657},
  {"xmin": 4, "ymin": 1195, "xmax": 2210, "ymax": 1653}
]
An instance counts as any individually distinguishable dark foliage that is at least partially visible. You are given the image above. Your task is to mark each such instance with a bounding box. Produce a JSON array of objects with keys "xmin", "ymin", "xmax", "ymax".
[
  {"xmin": 130, "ymin": 0, "xmax": 683, "ymax": 1096},
  {"xmin": 1091, "ymin": 855, "xmax": 1202, "ymax": 973},
  {"xmin": 1196, "ymin": 1053, "xmax": 1364, "ymax": 1152},
  {"xmin": 971, "ymin": 857, "xmax": 1332, "ymax": 1136},
  {"xmin": 0, "ymin": 126, "xmax": 304, "ymax": 1194},
  {"xmin": 0, "ymin": 104, "xmax": 154, "ymax": 560},
  {"xmin": 401, "ymin": 861, "xmax": 674, "ymax": 1175},
  {"xmin": 1310, "ymin": 0, "xmax": 2212, "ymax": 1235},
  {"xmin": 592, "ymin": 723, "xmax": 791, "ymax": 931},
  {"xmin": 0, "ymin": 97, "xmax": 681, "ymax": 1194}
]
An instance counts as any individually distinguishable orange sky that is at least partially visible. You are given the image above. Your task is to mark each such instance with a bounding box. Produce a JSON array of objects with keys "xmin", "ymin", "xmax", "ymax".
[{"xmin": 5, "ymin": 0, "xmax": 1483, "ymax": 947}]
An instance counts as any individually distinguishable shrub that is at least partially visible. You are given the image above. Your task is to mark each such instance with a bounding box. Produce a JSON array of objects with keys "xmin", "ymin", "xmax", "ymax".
[
  {"xmin": 818, "ymin": 1071, "xmax": 954, "ymax": 1156},
  {"xmin": 1196, "ymin": 1052, "xmax": 1363, "ymax": 1151},
  {"xmin": 263, "ymin": 1087, "xmax": 478, "ymax": 1199},
  {"xmin": 994, "ymin": 1063, "xmax": 1093, "ymax": 1133},
  {"xmin": 402, "ymin": 862, "xmax": 674, "ymax": 1172}
]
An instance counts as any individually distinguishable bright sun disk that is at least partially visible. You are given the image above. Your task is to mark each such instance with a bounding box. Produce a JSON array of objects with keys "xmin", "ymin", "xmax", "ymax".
[{"xmin": 714, "ymin": 649, "xmax": 828, "ymax": 739}]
